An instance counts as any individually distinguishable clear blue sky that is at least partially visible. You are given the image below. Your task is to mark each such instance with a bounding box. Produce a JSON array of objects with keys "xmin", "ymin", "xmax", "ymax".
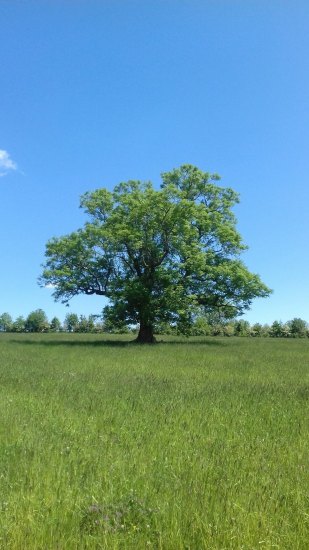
[{"xmin": 1, "ymin": 0, "xmax": 308, "ymax": 324}]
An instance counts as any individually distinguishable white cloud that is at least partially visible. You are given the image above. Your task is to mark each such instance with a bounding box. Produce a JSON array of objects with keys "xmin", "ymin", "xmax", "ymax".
[
  {"xmin": 45, "ymin": 283, "xmax": 56, "ymax": 289},
  {"xmin": 0, "ymin": 150, "xmax": 17, "ymax": 177}
]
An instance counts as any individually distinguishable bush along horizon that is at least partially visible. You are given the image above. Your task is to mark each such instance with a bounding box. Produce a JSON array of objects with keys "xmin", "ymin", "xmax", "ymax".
[{"xmin": 0, "ymin": 310, "xmax": 308, "ymax": 337}]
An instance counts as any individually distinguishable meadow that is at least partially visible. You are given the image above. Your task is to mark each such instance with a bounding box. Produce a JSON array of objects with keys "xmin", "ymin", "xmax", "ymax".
[{"xmin": 0, "ymin": 333, "xmax": 308, "ymax": 549}]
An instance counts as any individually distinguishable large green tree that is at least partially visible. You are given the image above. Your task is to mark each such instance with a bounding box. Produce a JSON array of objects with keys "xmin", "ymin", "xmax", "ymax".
[{"xmin": 40, "ymin": 165, "xmax": 271, "ymax": 343}]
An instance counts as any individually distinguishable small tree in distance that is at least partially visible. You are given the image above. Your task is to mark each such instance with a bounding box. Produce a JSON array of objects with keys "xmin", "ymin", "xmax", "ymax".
[
  {"xmin": 0, "ymin": 312, "xmax": 13, "ymax": 332},
  {"xmin": 50, "ymin": 316, "xmax": 62, "ymax": 332},
  {"xmin": 40, "ymin": 165, "xmax": 271, "ymax": 343},
  {"xmin": 12, "ymin": 316, "xmax": 26, "ymax": 333},
  {"xmin": 25, "ymin": 309, "xmax": 49, "ymax": 333},
  {"xmin": 287, "ymin": 318, "xmax": 307, "ymax": 338},
  {"xmin": 64, "ymin": 313, "xmax": 79, "ymax": 332}
]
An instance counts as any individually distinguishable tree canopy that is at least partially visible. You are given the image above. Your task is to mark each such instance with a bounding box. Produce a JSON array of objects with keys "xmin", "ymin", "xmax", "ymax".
[
  {"xmin": 40, "ymin": 165, "xmax": 271, "ymax": 342},
  {"xmin": 25, "ymin": 309, "xmax": 49, "ymax": 333},
  {"xmin": 0, "ymin": 312, "xmax": 13, "ymax": 332}
]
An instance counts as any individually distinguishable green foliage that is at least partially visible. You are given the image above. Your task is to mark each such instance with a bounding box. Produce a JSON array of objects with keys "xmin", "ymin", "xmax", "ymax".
[
  {"xmin": 270, "ymin": 320, "xmax": 289, "ymax": 338},
  {"xmin": 2, "ymin": 308, "xmax": 308, "ymax": 337},
  {"xmin": 64, "ymin": 312, "xmax": 79, "ymax": 332},
  {"xmin": 154, "ymin": 321, "xmax": 176, "ymax": 335},
  {"xmin": 190, "ymin": 316, "xmax": 211, "ymax": 336},
  {"xmin": 75, "ymin": 315, "xmax": 97, "ymax": 333},
  {"xmin": 75, "ymin": 315, "xmax": 90, "ymax": 333},
  {"xmin": 233, "ymin": 319, "xmax": 251, "ymax": 336},
  {"xmin": 25, "ymin": 309, "xmax": 49, "ymax": 333},
  {"xmin": 0, "ymin": 312, "xmax": 13, "ymax": 332},
  {"xmin": 102, "ymin": 305, "xmax": 131, "ymax": 333},
  {"xmin": 287, "ymin": 317, "xmax": 308, "ymax": 338},
  {"xmin": 40, "ymin": 165, "xmax": 271, "ymax": 342},
  {"xmin": 250, "ymin": 322, "xmax": 264, "ymax": 337},
  {"xmin": 12, "ymin": 315, "xmax": 26, "ymax": 332},
  {"xmin": 50, "ymin": 316, "xmax": 62, "ymax": 332},
  {"xmin": 222, "ymin": 323, "xmax": 235, "ymax": 337},
  {"xmin": 63, "ymin": 313, "xmax": 103, "ymax": 333}
]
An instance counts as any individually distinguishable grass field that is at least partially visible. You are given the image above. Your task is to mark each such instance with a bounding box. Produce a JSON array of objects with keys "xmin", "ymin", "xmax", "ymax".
[{"xmin": 0, "ymin": 333, "xmax": 308, "ymax": 549}]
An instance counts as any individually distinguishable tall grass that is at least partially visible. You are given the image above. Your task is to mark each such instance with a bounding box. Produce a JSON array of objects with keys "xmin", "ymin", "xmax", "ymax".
[{"xmin": 0, "ymin": 333, "xmax": 308, "ymax": 548}]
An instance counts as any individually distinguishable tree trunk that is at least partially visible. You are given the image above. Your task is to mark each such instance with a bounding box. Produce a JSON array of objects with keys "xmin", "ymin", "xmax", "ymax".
[{"xmin": 135, "ymin": 323, "xmax": 156, "ymax": 344}]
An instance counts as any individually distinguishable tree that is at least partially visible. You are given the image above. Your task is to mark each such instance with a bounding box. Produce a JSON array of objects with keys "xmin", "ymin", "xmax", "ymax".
[
  {"xmin": 250, "ymin": 322, "xmax": 263, "ymax": 337},
  {"xmin": 50, "ymin": 316, "xmax": 62, "ymax": 332},
  {"xmin": 190, "ymin": 316, "xmax": 211, "ymax": 336},
  {"xmin": 0, "ymin": 312, "xmax": 13, "ymax": 332},
  {"xmin": 40, "ymin": 165, "xmax": 271, "ymax": 343},
  {"xmin": 287, "ymin": 317, "xmax": 307, "ymax": 338},
  {"xmin": 233, "ymin": 319, "xmax": 251, "ymax": 337},
  {"xmin": 25, "ymin": 309, "xmax": 49, "ymax": 332},
  {"xmin": 12, "ymin": 316, "xmax": 26, "ymax": 333},
  {"xmin": 270, "ymin": 320, "xmax": 287, "ymax": 338},
  {"xmin": 64, "ymin": 313, "xmax": 79, "ymax": 332},
  {"xmin": 76, "ymin": 315, "xmax": 94, "ymax": 333}
]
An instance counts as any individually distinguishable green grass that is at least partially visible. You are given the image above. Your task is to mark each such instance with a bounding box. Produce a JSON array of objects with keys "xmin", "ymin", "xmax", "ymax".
[{"xmin": 0, "ymin": 333, "xmax": 308, "ymax": 549}]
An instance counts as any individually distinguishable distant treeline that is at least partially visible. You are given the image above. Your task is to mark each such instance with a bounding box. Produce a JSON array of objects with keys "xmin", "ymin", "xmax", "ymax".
[
  {"xmin": 0, "ymin": 311, "xmax": 105, "ymax": 334},
  {"xmin": 157, "ymin": 318, "xmax": 309, "ymax": 338},
  {"xmin": 0, "ymin": 310, "xmax": 308, "ymax": 338}
]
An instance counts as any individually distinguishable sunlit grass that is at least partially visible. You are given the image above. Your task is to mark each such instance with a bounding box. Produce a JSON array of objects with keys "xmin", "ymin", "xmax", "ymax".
[{"xmin": 0, "ymin": 333, "xmax": 308, "ymax": 548}]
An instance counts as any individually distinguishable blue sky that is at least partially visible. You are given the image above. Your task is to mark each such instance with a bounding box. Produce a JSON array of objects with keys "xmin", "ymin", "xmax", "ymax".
[{"xmin": 1, "ymin": 0, "xmax": 308, "ymax": 324}]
